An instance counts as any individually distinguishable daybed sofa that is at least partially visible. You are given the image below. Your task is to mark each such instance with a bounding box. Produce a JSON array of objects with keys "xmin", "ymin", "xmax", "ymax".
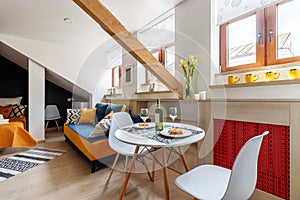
[
  {"xmin": 0, "ymin": 97, "xmax": 37, "ymax": 148},
  {"xmin": 63, "ymin": 102, "xmax": 142, "ymax": 173}
]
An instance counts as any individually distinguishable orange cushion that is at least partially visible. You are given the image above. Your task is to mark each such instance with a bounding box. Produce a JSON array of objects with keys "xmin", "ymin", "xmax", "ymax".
[
  {"xmin": 0, "ymin": 105, "xmax": 13, "ymax": 118},
  {"xmin": 78, "ymin": 108, "xmax": 96, "ymax": 124}
]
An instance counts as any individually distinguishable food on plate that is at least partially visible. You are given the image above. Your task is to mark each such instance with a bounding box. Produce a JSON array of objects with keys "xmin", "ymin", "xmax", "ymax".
[
  {"xmin": 168, "ymin": 128, "xmax": 183, "ymax": 135},
  {"xmin": 139, "ymin": 123, "xmax": 149, "ymax": 127}
]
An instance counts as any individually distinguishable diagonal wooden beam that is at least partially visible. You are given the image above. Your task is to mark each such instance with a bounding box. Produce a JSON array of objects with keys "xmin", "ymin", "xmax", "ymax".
[{"xmin": 73, "ymin": 0, "xmax": 183, "ymax": 99}]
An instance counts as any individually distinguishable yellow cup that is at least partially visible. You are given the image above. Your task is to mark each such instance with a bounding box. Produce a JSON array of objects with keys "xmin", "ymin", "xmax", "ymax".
[
  {"xmin": 228, "ymin": 75, "xmax": 240, "ymax": 84},
  {"xmin": 288, "ymin": 68, "xmax": 300, "ymax": 80},
  {"xmin": 245, "ymin": 74, "xmax": 259, "ymax": 83},
  {"xmin": 264, "ymin": 71, "xmax": 280, "ymax": 81}
]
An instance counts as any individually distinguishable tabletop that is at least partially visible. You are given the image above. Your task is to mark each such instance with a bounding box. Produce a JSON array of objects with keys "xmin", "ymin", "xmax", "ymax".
[{"xmin": 115, "ymin": 122, "xmax": 205, "ymax": 148}]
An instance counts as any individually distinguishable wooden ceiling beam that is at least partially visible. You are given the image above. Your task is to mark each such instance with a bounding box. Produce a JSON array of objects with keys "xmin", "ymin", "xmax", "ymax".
[{"xmin": 73, "ymin": 0, "xmax": 183, "ymax": 99}]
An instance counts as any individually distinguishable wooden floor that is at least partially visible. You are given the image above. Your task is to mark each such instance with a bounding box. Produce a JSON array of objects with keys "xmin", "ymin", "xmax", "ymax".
[{"xmin": 0, "ymin": 131, "xmax": 191, "ymax": 200}]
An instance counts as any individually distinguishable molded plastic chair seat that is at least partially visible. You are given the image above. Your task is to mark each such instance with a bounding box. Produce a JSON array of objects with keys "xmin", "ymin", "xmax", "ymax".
[
  {"xmin": 107, "ymin": 112, "xmax": 153, "ymax": 182},
  {"xmin": 175, "ymin": 131, "xmax": 269, "ymax": 200},
  {"xmin": 45, "ymin": 105, "xmax": 61, "ymax": 132},
  {"xmin": 108, "ymin": 112, "xmax": 144, "ymax": 156},
  {"xmin": 176, "ymin": 165, "xmax": 231, "ymax": 199}
]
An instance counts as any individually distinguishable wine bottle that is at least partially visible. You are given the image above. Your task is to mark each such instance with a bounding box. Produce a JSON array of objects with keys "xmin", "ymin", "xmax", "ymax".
[{"xmin": 155, "ymin": 99, "xmax": 164, "ymax": 131}]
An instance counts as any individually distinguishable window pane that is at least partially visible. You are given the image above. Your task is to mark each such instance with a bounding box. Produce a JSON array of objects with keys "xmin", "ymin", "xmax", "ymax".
[
  {"xmin": 147, "ymin": 51, "xmax": 160, "ymax": 83},
  {"xmin": 165, "ymin": 45, "xmax": 175, "ymax": 76},
  {"xmin": 113, "ymin": 66, "xmax": 120, "ymax": 88},
  {"xmin": 152, "ymin": 51, "xmax": 159, "ymax": 60},
  {"xmin": 277, "ymin": 0, "xmax": 300, "ymax": 59},
  {"xmin": 228, "ymin": 15, "xmax": 256, "ymax": 67}
]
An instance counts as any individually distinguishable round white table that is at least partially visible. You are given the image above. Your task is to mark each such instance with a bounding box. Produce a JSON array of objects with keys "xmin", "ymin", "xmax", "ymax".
[{"xmin": 115, "ymin": 122, "xmax": 205, "ymax": 200}]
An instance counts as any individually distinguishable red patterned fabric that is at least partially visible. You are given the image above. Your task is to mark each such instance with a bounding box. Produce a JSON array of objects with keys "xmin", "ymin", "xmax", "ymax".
[{"xmin": 214, "ymin": 119, "xmax": 290, "ymax": 200}]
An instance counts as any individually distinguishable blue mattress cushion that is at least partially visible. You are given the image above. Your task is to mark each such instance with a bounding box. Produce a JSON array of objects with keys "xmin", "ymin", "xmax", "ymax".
[{"xmin": 66, "ymin": 124, "xmax": 107, "ymax": 143}]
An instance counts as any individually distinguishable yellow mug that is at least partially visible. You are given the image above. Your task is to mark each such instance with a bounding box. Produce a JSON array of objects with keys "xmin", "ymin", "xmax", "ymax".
[
  {"xmin": 245, "ymin": 74, "xmax": 259, "ymax": 83},
  {"xmin": 288, "ymin": 68, "xmax": 300, "ymax": 80},
  {"xmin": 228, "ymin": 75, "xmax": 240, "ymax": 84},
  {"xmin": 264, "ymin": 71, "xmax": 280, "ymax": 81}
]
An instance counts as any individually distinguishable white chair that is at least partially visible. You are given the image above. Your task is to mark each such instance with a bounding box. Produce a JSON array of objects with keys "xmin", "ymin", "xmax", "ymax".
[
  {"xmin": 107, "ymin": 112, "xmax": 153, "ymax": 182},
  {"xmin": 175, "ymin": 131, "xmax": 269, "ymax": 200},
  {"xmin": 45, "ymin": 105, "xmax": 61, "ymax": 132}
]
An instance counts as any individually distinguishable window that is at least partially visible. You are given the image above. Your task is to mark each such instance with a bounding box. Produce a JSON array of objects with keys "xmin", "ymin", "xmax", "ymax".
[
  {"xmin": 267, "ymin": 0, "xmax": 300, "ymax": 65},
  {"xmin": 165, "ymin": 45, "xmax": 175, "ymax": 76},
  {"xmin": 228, "ymin": 15, "xmax": 257, "ymax": 67},
  {"xmin": 112, "ymin": 65, "xmax": 122, "ymax": 88},
  {"xmin": 220, "ymin": 0, "xmax": 300, "ymax": 72},
  {"xmin": 146, "ymin": 43, "xmax": 175, "ymax": 83}
]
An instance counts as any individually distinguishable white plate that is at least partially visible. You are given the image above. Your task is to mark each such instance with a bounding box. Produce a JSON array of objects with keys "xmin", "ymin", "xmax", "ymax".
[
  {"xmin": 160, "ymin": 128, "xmax": 192, "ymax": 138},
  {"xmin": 132, "ymin": 123, "xmax": 154, "ymax": 129}
]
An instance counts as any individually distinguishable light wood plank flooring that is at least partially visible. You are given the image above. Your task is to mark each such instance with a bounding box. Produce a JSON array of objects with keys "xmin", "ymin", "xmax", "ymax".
[{"xmin": 0, "ymin": 131, "xmax": 191, "ymax": 200}]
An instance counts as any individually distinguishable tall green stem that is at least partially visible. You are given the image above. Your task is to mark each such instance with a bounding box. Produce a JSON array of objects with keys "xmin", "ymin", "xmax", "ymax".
[{"xmin": 185, "ymin": 76, "xmax": 192, "ymax": 100}]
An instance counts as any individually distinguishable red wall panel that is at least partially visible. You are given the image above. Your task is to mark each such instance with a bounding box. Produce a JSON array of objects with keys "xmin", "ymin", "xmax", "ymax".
[{"xmin": 214, "ymin": 119, "xmax": 290, "ymax": 199}]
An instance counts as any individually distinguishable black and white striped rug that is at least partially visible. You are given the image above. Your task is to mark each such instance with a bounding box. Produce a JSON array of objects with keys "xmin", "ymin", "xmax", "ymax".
[{"xmin": 0, "ymin": 147, "xmax": 66, "ymax": 182}]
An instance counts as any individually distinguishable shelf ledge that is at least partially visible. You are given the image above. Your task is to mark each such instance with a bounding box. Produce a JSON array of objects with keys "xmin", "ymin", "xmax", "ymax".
[{"xmin": 210, "ymin": 79, "xmax": 300, "ymax": 89}]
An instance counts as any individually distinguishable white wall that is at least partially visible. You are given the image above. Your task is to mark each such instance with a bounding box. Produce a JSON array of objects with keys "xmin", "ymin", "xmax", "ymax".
[
  {"xmin": 175, "ymin": 0, "xmax": 212, "ymax": 95},
  {"xmin": 212, "ymin": 84, "xmax": 300, "ymax": 99},
  {"xmin": 76, "ymin": 48, "xmax": 108, "ymax": 106},
  {"xmin": 122, "ymin": 50, "xmax": 138, "ymax": 99},
  {"xmin": 28, "ymin": 59, "xmax": 45, "ymax": 140},
  {"xmin": 0, "ymin": 34, "xmax": 93, "ymax": 92}
]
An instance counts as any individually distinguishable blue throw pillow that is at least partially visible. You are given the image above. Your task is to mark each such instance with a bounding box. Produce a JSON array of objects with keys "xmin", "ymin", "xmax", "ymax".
[
  {"xmin": 130, "ymin": 114, "xmax": 143, "ymax": 123},
  {"xmin": 95, "ymin": 103, "xmax": 108, "ymax": 121},
  {"xmin": 105, "ymin": 104, "xmax": 125, "ymax": 116}
]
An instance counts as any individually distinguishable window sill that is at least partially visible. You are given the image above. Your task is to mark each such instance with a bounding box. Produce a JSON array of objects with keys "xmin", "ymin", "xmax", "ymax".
[
  {"xmin": 215, "ymin": 61, "xmax": 300, "ymax": 76},
  {"xmin": 210, "ymin": 78, "xmax": 300, "ymax": 89},
  {"xmin": 135, "ymin": 90, "xmax": 171, "ymax": 95}
]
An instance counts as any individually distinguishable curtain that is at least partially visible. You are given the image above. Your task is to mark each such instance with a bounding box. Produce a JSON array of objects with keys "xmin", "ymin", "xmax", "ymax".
[{"xmin": 217, "ymin": 0, "xmax": 284, "ymax": 25}]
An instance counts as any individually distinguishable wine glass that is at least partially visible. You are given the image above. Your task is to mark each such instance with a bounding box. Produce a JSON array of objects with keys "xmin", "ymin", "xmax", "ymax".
[
  {"xmin": 140, "ymin": 108, "xmax": 149, "ymax": 129},
  {"xmin": 169, "ymin": 107, "xmax": 177, "ymax": 128}
]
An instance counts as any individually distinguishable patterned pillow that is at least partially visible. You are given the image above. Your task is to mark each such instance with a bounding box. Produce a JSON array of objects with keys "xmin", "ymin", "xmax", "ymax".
[
  {"xmin": 66, "ymin": 109, "xmax": 81, "ymax": 124},
  {"xmin": 0, "ymin": 105, "xmax": 14, "ymax": 119},
  {"xmin": 9, "ymin": 104, "xmax": 27, "ymax": 118},
  {"xmin": 88, "ymin": 120, "xmax": 108, "ymax": 138}
]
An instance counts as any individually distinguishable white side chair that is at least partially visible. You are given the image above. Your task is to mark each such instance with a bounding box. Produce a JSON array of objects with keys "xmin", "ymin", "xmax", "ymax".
[
  {"xmin": 45, "ymin": 105, "xmax": 61, "ymax": 132},
  {"xmin": 107, "ymin": 112, "xmax": 152, "ymax": 183},
  {"xmin": 175, "ymin": 131, "xmax": 269, "ymax": 200}
]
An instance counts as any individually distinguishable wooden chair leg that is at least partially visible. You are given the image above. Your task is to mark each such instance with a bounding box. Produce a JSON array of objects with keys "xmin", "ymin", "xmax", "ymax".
[
  {"xmin": 162, "ymin": 147, "xmax": 170, "ymax": 200},
  {"xmin": 55, "ymin": 120, "xmax": 60, "ymax": 132},
  {"xmin": 107, "ymin": 153, "xmax": 120, "ymax": 183},
  {"xmin": 124, "ymin": 155, "xmax": 129, "ymax": 180},
  {"xmin": 119, "ymin": 146, "xmax": 140, "ymax": 200},
  {"xmin": 125, "ymin": 156, "xmax": 129, "ymax": 170},
  {"xmin": 45, "ymin": 121, "xmax": 49, "ymax": 132}
]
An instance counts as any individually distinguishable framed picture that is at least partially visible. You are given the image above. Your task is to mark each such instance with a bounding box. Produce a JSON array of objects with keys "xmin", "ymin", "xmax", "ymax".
[{"xmin": 124, "ymin": 64, "xmax": 133, "ymax": 85}]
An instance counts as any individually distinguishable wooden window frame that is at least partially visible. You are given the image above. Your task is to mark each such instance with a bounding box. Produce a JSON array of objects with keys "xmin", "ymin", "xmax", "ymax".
[
  {"xmin": 220, "ymin": 0, "xmax": 300, "ymax": 73},
  {"xmin": 145, "ymin": 42, "xmax": 174, "ymax": 83},
  {"xmin": 266, "ymin": 2, "xmax": 300, "ymax": 65},
  {"xmin": 220, "ymin": 10, "xmax": 265, "ymax": 72},
  {"xmin": 112, "ymin": 65, "xmax": 122, "ymax": 88}
]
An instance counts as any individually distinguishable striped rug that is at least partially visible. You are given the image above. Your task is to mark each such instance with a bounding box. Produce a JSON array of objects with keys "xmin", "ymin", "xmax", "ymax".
[{"xmin": 0, "ymin": 147, "xmax": 66, "ymax": 182}]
